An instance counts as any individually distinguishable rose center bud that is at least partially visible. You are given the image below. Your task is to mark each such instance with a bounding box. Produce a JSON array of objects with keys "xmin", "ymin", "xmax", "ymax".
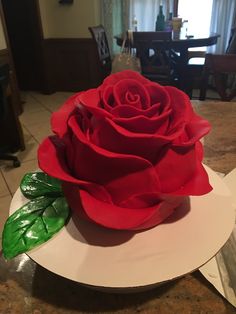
[{"xmin": 125, "ymin": 91, "xmax": 141, "ymax": 107}]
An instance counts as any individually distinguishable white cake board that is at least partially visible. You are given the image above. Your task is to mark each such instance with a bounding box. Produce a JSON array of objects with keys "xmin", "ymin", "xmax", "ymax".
[{"xmin": 10, "ymin": 166, "xmax": 235, "ymax": 292}]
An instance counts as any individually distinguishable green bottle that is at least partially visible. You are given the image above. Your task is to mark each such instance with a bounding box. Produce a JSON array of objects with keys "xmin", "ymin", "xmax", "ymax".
[{"xmin": 155, "ymin": 5, "xmax": 165, "ymax": 31}]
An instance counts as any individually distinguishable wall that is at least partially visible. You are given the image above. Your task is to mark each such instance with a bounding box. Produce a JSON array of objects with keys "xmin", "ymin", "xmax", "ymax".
[
  {"xmin": 1, "ymin": 1, "xmax": 103, "ymax": 93},
  {"xmin": 37, "ymin": 0, "xmax": 104, "ymax": 92},
  {"xmin": 38, "ymin": 0, "xmax": 101, "ymax": 38},
  {"xmin": 0, "ymin": 14, "xmax": 6, "ymax": 49}
]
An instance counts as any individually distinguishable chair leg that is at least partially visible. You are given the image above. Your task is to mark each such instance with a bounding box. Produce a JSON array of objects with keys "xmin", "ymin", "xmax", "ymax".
[
  {"xmin": 199, "ymin": 69, "xmax": 209, "ymax": 101},
  {"xmin": 0, "ymin": 153, "xmax": 21, "ymax": 167},
  {"xmin": 199, "ymin": 85, "xmax": 207, "ymax": 101}
]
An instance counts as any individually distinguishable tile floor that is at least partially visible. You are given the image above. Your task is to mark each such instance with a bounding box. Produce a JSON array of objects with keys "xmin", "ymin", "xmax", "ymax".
[
  {"xmin": 0, "ymin": 88, "xmax": 225, "ymax": 247},
  {"xmin": 0, "ymin": 91, "xmax": 74, "ymax": 247}
]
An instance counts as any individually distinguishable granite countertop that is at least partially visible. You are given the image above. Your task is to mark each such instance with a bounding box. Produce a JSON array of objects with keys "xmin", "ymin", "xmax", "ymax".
[
  {"xmin": 193, "ymin": 101, "xmax": 236, "ymax": 175},
  {"xmin": 0, "ymin": 101, "xmax": 236, "ymax": 314}
]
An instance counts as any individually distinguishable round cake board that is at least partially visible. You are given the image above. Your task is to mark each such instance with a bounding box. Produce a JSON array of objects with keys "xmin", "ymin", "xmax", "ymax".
[{"xmin": 9, "ymin": 166, "xmax": 235, "ymax": 292}]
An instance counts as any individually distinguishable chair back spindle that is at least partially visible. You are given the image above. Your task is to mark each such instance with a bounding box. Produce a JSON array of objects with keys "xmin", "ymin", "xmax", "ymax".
[{"xmin": 88, "ymin": 25, "xmax": 112, "ymax": 84}]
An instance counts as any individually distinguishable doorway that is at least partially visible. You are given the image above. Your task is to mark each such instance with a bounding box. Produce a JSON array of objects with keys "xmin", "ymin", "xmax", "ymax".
[{"xmin": 1, "ymin": 0, "xmax": 45, "ymax": 91}]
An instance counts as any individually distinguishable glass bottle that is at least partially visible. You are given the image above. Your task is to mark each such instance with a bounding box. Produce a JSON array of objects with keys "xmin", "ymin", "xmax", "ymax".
[
  {"xmin": 155, "ymin": 5, "xmax": 165, "ymax": 31},
  {"xmin": 165, "ymin": 12, "xmax": 173, "ymax": 31},
  {"xmin": 132, "ymin": 15, "xmax": 138, "ymax": 32}
]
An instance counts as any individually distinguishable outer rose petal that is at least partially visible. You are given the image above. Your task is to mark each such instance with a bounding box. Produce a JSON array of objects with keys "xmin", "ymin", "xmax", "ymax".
[
  {"xmin": 78, "ymin": 89, "xmax": 112, "ymax": 118},
  {"xmin": 38, "ymin": 136, "xmax": 112, "ymax": 202},
  {"xmin": 173, "ymin": 114, "xmax": 211, "ymax": 147},
  {"xmin": 155, "ymin": 142, "xmax": 212, "ymax": 195},
  {"xmin": 62, "ymin": 183, "xmax": 184, "ymax": 230},
  {"xmin": 51, "ymin": 93, "xmax": 79, "ymax": 137}
]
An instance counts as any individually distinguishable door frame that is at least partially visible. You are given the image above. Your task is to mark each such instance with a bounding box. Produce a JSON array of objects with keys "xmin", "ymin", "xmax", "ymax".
[
  {"xmin": 0, "ymin": 0, "xmax": 22, "ymax": 114},
  {"xmin": 0, "ymin": 0, "xmax": 49, "ymax": 94}
]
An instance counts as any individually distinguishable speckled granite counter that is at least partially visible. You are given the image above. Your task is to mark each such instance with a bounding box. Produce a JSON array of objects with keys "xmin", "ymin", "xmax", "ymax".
[{"xmin": 0, "ymin": 101, "xmax": 236, "ymax": 314}]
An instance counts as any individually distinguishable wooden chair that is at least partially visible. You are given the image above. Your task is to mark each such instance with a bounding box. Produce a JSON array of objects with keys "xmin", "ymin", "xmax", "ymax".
[
  {"xmin": 178, "ymin": 50, "xmax": 206, "ymax": 99},
  {"xmin": 88, "ymin": 25, "xmax": 112, "ymax": 84},
  {"xmin": 199, "ymin": 53, "xmax": 236, "ymax": 101},
  {"xmin": 175, "ymin": 33, "xmax": 218, "ymax": 98},
  {"xmin": 132, "ymin": 31, "xmax": 177, "ymax": 85},
  {"xmin": 198, "ymin": 28, "xmax": 236, "ymax": 100}
]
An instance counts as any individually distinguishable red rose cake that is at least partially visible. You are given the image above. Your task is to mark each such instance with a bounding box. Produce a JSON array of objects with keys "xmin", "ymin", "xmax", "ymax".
[{"xmin": 38, "ymin": 70, "xmax": 212, "ymax": 230}]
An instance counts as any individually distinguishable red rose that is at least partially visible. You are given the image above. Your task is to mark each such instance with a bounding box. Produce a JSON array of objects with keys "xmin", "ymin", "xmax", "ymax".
[{"xmin": 38, "ymin": 70, "xmax": 212, "ymax": 230}]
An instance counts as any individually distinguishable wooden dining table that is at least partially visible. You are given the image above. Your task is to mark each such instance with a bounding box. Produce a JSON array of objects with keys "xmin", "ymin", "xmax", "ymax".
[
  {"xmin": 114, "ymin": 32, "xmax": 220, "ymax": 66},
  {"xmin": 0, "ymin": 100, "xmax": 235, "ymax": 313}
]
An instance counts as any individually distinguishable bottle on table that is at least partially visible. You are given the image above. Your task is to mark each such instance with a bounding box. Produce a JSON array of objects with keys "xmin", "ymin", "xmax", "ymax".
[
  {"xmin": 132, "ymin": 15, "xmax": 138, "ymax": 31},
  {"xmin": 155, "ymin": 5, "xmax": 165, "ymax": 31},
  {"xmin": 165, "ymin": 12, "xmax": 173, "ymax": 31}
]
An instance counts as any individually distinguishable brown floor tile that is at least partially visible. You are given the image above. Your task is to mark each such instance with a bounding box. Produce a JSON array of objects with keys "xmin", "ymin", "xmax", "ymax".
[
  {"xmin": 16, "ymin": 128, "xmax": 39, "ymax": 162},
  {"xmin": 0, "ymin": 194, "xmax": 12, "ymax": 249},
  {"xmin": 19, "ymin": 108, "xmax": 51, "ymax": 127},
  {"xmin": 1, "ymin": 159, "xmax": 39, "ymax": 195},
  {"xmin": 30, "ymin": 91, "xmax": 73, "ymax": 113},
  {"xmin": 0, "ymin": 172, "xmax": 10, "ymax": 198},
  {"xmin": 25, "ymin": 123, "xmax": 53, "ymax": 144},
  {"xmin": 20, "ymin": 92, "xmax": 44, "ymax": 113}
]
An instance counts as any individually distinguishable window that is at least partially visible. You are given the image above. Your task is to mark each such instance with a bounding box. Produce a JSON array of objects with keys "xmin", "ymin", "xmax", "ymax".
[
  {"xmin": 130, "ymin": 0, "xmax": 161, "ymax": 31},
  {"xmin": 129, "ymin": 0, "xmax": 177, "ymax": 32},
  {"xmin": 129, "ymin": 0, "xmax": 213, "ymax": 39},
  {"xmin": 178, "ymin": 0, "xmax": 213, "ymax": 37}
]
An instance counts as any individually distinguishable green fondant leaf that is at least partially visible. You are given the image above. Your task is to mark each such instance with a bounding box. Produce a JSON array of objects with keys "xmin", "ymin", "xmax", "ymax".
[
  {"xmin": 2, "ymin": 196, "xmax": 70, "ymax": 260},
  {"xmin": 20, "ymin": 172, "xmax": 62, "ymax": 199}
]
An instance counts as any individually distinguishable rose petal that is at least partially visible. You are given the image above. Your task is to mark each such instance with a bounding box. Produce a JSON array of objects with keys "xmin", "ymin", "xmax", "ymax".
[
  {"xmin": 79, "ymin": 189, "xmax": 161, "ymax": 230},
  {"xmin": 112, "ymin": 79, "xmax": 151, "ymax": 109},
  {"xmin": 119, "ymin": 192, "xmax": 162, "ymax": 208},
  {"xmin": 62, "ymin": 182, "xmax": 184, "ymax": 230},
  {"xmin": 145, "ymin": 83, "xmax": 171, "ymax": 111},
  {"xmin": 155, "ymin": 142, "xmax": 212, "ymax": 195},
  {"xmin": 174, "ymin": 160, "xmax": 212, "ymax": 195},
  {"xmin": 110, "ymin": 103, "xmax": 162, "ymax": 118},
  {"xmin": 101, "ymin": 85, "xmax": 116, "ymax": 111},
  {"xmin": 173, "ymin": 114, "xmax": 211, "ymax": 147},
  {"xmin": 164, "ymin": 86, "xmax": 193, "ymax": 134},
  {"xmin": 78, "ymin": 88, "xmax": 100, "ymax": 108},
  {"xmin": 113, "ymin": 110, "xmax": 171, "ymax": 134},
  {"xmin": 67, "ymin": 116, "xmax": 161, "ymax": 204},
  {"xmin": 38, "ymin": 136, "xmax": 112, "ymax": 202},
  {"xmin": 51, "ymin": 93, "xmax": 79, "ymax": 137},
  {"xmin": 100, "ymin": 70, "xmax": 150, "ymax": 92},
  {"xmin": 90, "ymin": 116, "xmax": 172, "ymax": 161},
  {"xmin": 133, "ymin": 194, "xmax": 185, "ymax": 230},
  {"xmin": 78, "ymin": 89, "xmax": 112, "ymax": 118}
]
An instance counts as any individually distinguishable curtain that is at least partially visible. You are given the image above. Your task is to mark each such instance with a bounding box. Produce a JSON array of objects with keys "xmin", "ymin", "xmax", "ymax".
[
  {"xmin": 208, "ymin": 0, "xmax": 236, "ymax": 53},
  {"xmin": 207, "ymin": 1, "xmax": 236, "ymax": 92},
  {"xmin": 101, "ymin": 0, "xmax": 130, "ymax": 54},
  {"xmin": 101, "ymin": 0, "xmax": 174, "ymax": 54},
  {"xmin": 129, "ymin": 0, "xmax": 173, "ymax": 31}
]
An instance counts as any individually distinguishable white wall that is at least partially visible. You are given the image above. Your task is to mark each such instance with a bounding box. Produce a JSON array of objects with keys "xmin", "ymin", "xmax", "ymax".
[
  {"xmin": 0, "ymin": 14, "xmax": 7, "ymax": 49},
  {"xmin": 39, "ymin": 0, "xmax": 101, "ymax": 38}
]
